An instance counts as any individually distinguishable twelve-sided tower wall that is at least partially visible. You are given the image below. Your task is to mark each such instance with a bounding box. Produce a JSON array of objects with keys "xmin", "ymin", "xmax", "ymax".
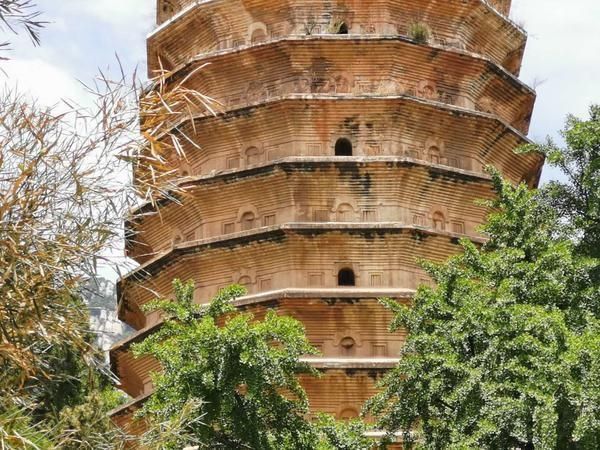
[{"xmin": 110, "ymin": 0, "xmax": 542, "ymax": 441}]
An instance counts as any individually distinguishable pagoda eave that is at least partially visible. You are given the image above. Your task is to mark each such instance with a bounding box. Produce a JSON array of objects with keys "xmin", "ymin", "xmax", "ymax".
[
  {"xmin": 158, "ymin": 37, "xmax": 535, "ymax": 134},
  {"xmin": 149, "ymin": 0, "xmax": 525, "ymax": 76}
]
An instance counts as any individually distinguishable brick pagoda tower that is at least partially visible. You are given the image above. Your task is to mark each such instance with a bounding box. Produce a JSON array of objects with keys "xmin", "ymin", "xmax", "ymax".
[{"xmin": 110, "ymin": 0, "xmax": 543, "ymax": 441}]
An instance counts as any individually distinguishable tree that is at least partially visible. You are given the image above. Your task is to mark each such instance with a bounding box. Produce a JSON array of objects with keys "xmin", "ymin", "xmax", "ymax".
[
  {"xmin": 133, "ymin": 280, "xmax": 319, "ymax": 449},
  {"xmin": 366, "ymin": 171, "xmax": 600, "ymax": 449},
  {"xmin": 0, "ymin": 3, "xmax": 224, "ymax": 447},
  {"xmin": 0, "ymin": 87, "xmax": 138, "ymax": 448},
  {"xmin": 314, "ymin": 414, "xmax": 374, "ymax": 450},
  {"xmin": 0, "ymin": 61, "xmax": 219, "ymax": 449},
  {"xmin": 522, "ymin": 105, "xmax": 600, "ymax": 261},
  {"xmin": 133, "ymin": 280, "xmax": 375, "ymax": 450}
]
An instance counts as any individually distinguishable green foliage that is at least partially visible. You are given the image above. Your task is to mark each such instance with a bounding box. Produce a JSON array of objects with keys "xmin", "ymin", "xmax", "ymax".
[
  {"xmin": 407, "ymin": 22, "xmax": 430, "ymax": 44},
  {"xmin": 367, "ymin": 171, "xmax": 600, "ymax": 449},
  {"xmin": 314, "ymin": 414, "xmax": 375, "ymax": 450},
  {"xmin": 140, "ymin": 399, "xmax": 206, "ymax": 450},
  {"xmin": 0, "ymin": 385, "xmax": 126, "ymax": 450},
  {"xmin": 0, "ymin": 407, "xmax": 53, "ymax": 449},
  {"xmin": 53, "ymin": 389, "xmax": 128, "ymax": 450},
  {"xmin": 521, "ymin": 105, "xmax": 600, "ymax": 261},
  {"xmin": 134, "ymin": 280, "xmax": 321, "ymax": 449}
]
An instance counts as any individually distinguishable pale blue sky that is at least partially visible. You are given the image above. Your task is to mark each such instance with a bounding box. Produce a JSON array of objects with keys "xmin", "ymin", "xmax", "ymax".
[{"xmin": 4, "ymin": 0, "xmax": 600, "ymax": 183}]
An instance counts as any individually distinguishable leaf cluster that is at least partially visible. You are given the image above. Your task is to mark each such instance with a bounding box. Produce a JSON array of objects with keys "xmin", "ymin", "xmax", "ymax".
[
  {"xmin": 523, "ymin": 105, "xmax": 600, "ymax": 262},
  {"xmin": 134, "ymin": 280, "xmax": 321, "ymax": 449}
]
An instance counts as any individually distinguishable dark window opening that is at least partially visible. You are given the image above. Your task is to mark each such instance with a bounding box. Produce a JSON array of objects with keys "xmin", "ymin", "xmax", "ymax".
[
  {"xmin": 335, "ymin": 138, "xmax": 353, "ymax": 156},
  {"xmin": 338, "ymin": 268, "xmax": 356, "ymax": 286},
  {"xmin": 338, "ymin": 23, "xmax": 349, "ymax": 34}
]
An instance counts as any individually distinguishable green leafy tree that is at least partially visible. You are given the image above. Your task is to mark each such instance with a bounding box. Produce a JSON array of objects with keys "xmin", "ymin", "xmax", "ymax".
[
  {"xmin": 314, "ymin": 414, "xmax": 375, "ymax": 450},
  {"xmin": 52, "ymin": 388, "xmax": 128, "ymax": 450},
  {"xmin": 134, "ymin": 280, "xmax": 321, "ymax": 449},
  {"xmin": 367, "ymin": 171, "xmax": 600, "ymax": 449},
  {"xmin": 523, "ymin": 105, "xmax": 600, "ymax": 261}
]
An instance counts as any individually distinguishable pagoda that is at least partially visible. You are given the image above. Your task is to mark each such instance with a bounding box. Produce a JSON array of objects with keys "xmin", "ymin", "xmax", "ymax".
[{"xmin": 110, "ymin": 0, "xmax": 543, "ymax": 442}]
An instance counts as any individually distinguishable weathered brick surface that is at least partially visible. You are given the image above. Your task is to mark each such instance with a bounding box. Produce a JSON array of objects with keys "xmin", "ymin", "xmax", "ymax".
[{"xmin": 112, "ymin": 0, "xmax": 538, "ymax": 438}]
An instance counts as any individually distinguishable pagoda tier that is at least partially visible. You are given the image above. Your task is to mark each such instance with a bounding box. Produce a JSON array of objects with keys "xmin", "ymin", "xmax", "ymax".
[
  {"xmin": 113, "ymin": 292, "xmax": 409, "ymax": 397},
  {"xmin": 151, "ymin": 0, "xmax": 522, "ymax": 74},
  {"xmin": 111, "ymin": 0, "xmax": 539, "ymax": 441},
  {"xmin": 119, "ymin": 225, "xmax": 484, "ymax": 330},
  {"xmin": 112, "ymin": 366, "xmax": 393, "ymax": 441},
  {"xmin": 141, "ymin": 98, "xmax": 542, "ymax": 192},
  {"xmin": 155, "ymin": 38, "xmax": 535, "ymax": 133},
  {"xmin": 126, "ymin": 159, "xmax": 496, "ymax": 264}
]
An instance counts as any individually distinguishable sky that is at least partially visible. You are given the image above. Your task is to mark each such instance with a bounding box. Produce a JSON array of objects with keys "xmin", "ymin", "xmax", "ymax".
[{"xmin": 3, "ymin": 0, "xmax": 600, "ymax": 181}]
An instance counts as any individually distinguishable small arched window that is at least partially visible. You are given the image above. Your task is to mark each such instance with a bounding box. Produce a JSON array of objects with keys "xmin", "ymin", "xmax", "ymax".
[
  {"xmin": 338, "ymin": 268, "xmax": 356, "ymax": 286},
  {"xmin": 339, "ymin": 407, "xmax": 359, "ymax": 420},
  {"xmin": 336, "ymin": 203, "xmax": 354, "ymax": 222},
  {"xmin": 338, "ymin": 22, "xmax": 349, "ymax": 34},
  {"xmin": 251, "ymin": 29, "xmax": 267, "ymax": 44},
  {"xmin": 241, "ymin": 212, "xmax": 256, "ymax": 231},
  {"xmin": 432, "ymin": 212, "xmax": 445, "ymax": 231},
  {"xmin": 245, "ymin": 146, "xmax": 261, "ymax": 166},
  {"xmin": 335, "ymin": 138, "xmax": 353, "ymax": 156},
  {"xmin": 429, "ymin": 146, "xmax": 441, "ymax": 164}
]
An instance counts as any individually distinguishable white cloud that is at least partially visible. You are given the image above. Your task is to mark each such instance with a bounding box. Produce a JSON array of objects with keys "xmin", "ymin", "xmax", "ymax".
[
  {"xmin": 56, "ymin": 0, "xmax": 153, "ymax": 27},
  {"xmin": 2, "ymin": 58, "xmax": 90, "ymax": 107}
]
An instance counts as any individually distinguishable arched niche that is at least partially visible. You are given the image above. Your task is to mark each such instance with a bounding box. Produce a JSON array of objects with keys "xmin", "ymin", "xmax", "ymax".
[
  {"xmin": 425, "ymin": 136, "xmax": 445, "ymax": 153},
  {"xmin": 339, "ymin": 407, "xmax": 359, "ymax": 420},
  {"xmin": 234, "ymin": 269, "xmax": 256, "ymax": 294},
  {"xmin": 237, "ymin": 205, "xmax": 259, "ymax": 223},
  {"xmin": 245, "ymin": 146, "xmax": 262, "ymax": 166},
  {"xmin": 251, "ymin": 28, "xmax": 267, "ymax": 44},
  {"xmin": 238, "ymin": 275, "xmax": 252, "ymax": 287},
  {"xmin": 339, "ymin": 335, "xmax": 357, "ymax": 357},
  {"xmin": 336, "ymin": 203, "xmax": 355, "ymax": 222},
  {"xmin": 248, "ymin": 22, "xmax": 268, "ymax": 44},
  {"xmin": 432, "ymin": 211, "xmax": 446, "ymax": 231},
  {"xmin": 246, "ymin": 81, "xmax": 267, "ymax": 103},
  {"xmin": 337, "ymin": 22, "xmax": 349, "ymax": 34},
  {"xmin": 324, "ymin": 72, "xmax": 352, "ymax": 94},
  {"xmin": 428, "ymin": 146, "xmax": 441, "ymax": 164},
  {"xmin": 240, "ymin": 211, "xmax": 256, "ymax": 231},
  {"xmin": 417, "ymin": 80, "xmax": 437, "ymax": 100}
]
